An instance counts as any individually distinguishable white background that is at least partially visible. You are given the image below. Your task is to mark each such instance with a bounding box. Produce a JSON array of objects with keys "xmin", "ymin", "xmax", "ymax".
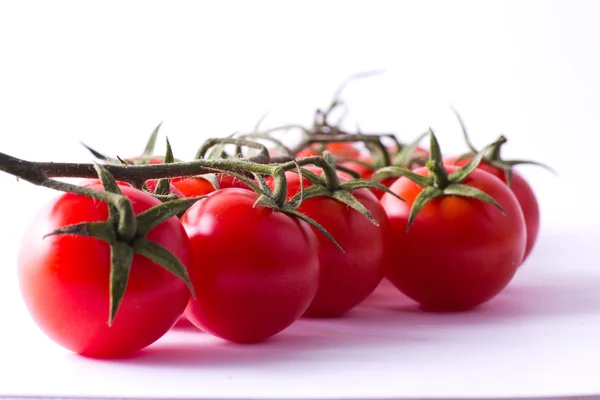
[{"xmin": 0, "ymin": 1, "xmax": 599, "ymax": 399}]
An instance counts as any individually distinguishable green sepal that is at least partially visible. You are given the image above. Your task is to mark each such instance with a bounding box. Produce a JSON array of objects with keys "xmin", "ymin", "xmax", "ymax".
[
  {"xmin": 330, "ymin": 190, "xmax": 378, "ymax": 226},
  {"xmin": 154, "ymin": 137, "xmax": 175, "ymax": 196},
  {"xmin": 444, "ymin": 183, "xmax": 506, "ymax": 215},
  {"xmin": 407, "ymin": 186, "xmax": 444, "ymax": 230},
  {"xmin": 451, "ymin": 107, "xmax": 478, "ymax": 153},
  {"xmin": 93, "ymin": 162, "xmax": 124, "ymax": 230},
  {"xmin": 280, "ymin": 206, "xmax": 345, "ymax": 253},
  {"xmin": 108, "ymin": 242, "xmax": 134, "ymax": 326},
  {"xmin": 398, "ymin": 130, "xmax": 511, "ymax": 231},
  {"xmin": 141, "ymin": 122, "xmax": 162, "ymax": 158},
  {"xmin": 339, "ymin": 179, "xmax": 405, "ymax": 202},
  {"xmin": 94, "ymin": 162, "xmax": 122, "ymax": 195},
  {"xmin": 251, "ymin": 189, "xmax": 345, "ymax": 253},
  {"xmin": 80, "ymin": 143, "xmax": 118, "ymax": 164},
  {"xmin": 254, "ymin": 173, "xmax": 274, "ymax": 196},
  {"xmin": 294, "ymin": 167, "xmax": 324, "ymax": 186},
  {"xmin": 392, "ymin": 131, "xmax": 429, "ymax": 168},
  {"xmin": 132, "ymin": 237, "xmax": 195, "ymax": 298},
  {"xmin": 136, "ymin": 197, "xmax": 205, "ymax": 237},
  {"xmin": 450, "ymin": 109, "xmax": 555, "ymax": 187},
  {"xmin": 43, "ymin": 221, "xmax": 115, "ymax": 243},
  {"xmin": 372, "ymin": 166, "xmax": 432, "ymax": 188},
  {"xmin": 447, "ymin": 141, "xmax": 496, "ymax": 183}
]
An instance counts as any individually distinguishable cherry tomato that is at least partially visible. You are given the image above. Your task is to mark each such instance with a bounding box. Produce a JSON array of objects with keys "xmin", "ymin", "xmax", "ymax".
[
  {"xmin": 380, "ymin": 165, "xmax": 526, "ymax": 311},
  {"xmin": 214, "ymin": 173, "xmax": 253, "ymax": 190},
  {"xmin": 171, "ymin": 177, "xmax": 216, "ymax": 197},
  {"xmin": 444, "ymin": 156, "xmax": 539, "ymax": 261},
  {"xmin": 18, "ymin": 184, "xmax": 192, "ymax": 358},
  {"xmin": 180, "ymin": 188, "xmax": 320, "ymax": 343},
  {"xmin": 268, "ymin": 168, "xmax": 388, "ymax": 318}
]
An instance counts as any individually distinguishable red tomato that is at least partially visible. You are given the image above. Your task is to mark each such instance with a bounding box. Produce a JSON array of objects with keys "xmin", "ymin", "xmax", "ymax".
[
  {"xmin": 171, "ymin": 177, "xmax": 216, "ymax": 197},
  {"xmin": 180, "ymin": 188, "xmax": 320, "ymax": 343},
  {"xmin": 267, "ymin": 168, "xmax": 388, "ymax": 317},
  {"xmin": 214, "ymin": 173, "xmax": 253, "ymax": 190},
  {"xmin": 380, "ymin": 165, "xmax": 526, "ymax": 311},
  {"xmin": 444, "ymin": 156, "xmax": 539, "ymax": 261},
  {"xmin": 17, "ymin": 185, "xmax": 192, "ymax": 358}
]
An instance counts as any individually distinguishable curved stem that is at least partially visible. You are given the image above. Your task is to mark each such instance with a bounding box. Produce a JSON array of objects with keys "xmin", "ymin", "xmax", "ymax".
[
  {"xmin": 277, "ymin": 155, "xmax": 341, "ymax": 191},
  {"xmin": 195, "ymin": 138, "xmax": 271, "ymax": 163},
  {"xmin": 237, "ymin": 133, "xmax": 293, "ymax": 156},
  {"xmin": 270, "ymin": 166, "xmax": 288, "ymax": 207}
]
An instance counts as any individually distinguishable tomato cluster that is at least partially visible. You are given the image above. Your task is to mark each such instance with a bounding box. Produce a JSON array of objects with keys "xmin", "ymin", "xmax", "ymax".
[{"xmin": 9, "ymin": 90, "xmax": 550, "ymax": 359}]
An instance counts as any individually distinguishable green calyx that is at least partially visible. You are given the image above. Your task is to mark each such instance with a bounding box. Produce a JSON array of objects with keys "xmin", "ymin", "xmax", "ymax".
[
  {"xmin": 43, "ymin": 164, "xmax": 200, "ymax": 326},
  {"xmin": 451, "ymin": 108, "xmax": 555, "ymax": 187},
  {"xmin": 286, "ymin": 152, "xmax": 405, "ymax": 228},
  {"xmin": 375, "ymin": 130, "xmax": 507, "ymax": 231}
]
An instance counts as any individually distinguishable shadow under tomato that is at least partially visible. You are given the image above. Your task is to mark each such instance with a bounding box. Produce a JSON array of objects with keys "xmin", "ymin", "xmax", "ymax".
[
  {"xmin": 99, "ymin": 321, "xmax": 426, "ymax": 369},
  {"xmin": 365, "ymin": 230, "xmax": 600, "ymax": 322}
]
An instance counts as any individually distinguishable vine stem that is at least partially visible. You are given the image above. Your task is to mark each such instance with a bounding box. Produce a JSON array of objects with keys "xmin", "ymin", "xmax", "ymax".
[{"xmin": 0, "ymin": 151, "xmax": 276, "ymax": 181}]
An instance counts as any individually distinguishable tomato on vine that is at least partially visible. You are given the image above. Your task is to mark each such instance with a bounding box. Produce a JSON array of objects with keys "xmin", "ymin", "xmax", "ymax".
[
  {"xmin": 379, "ymin": 132, "xmax": 527, "ymax": 311},
  {"xmin": 442, "ymin": 113, "xmax": 553, "ymax": 262},
  {"xmin": 18, "ymin": 171, "xmax": 196, "ymax": 358},
  {"xmin": 180, "ymin": 188, "xmax": 320, "ymax": 343},
  {"xmin": 267, "ymin": 166, "xmax": 389, "ymax": 318}
]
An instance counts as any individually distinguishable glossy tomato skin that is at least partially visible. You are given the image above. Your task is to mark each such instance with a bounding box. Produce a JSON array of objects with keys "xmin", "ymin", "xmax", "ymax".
[
  {"xmin": 214, "ymin": 173, "xmax": 253, "ymax": 190},
  {"xmin": 171, "ymin": 177, "xmax": 216, "ymax": 197},
  {"xmin": 444, "ymin": 156, "xmax": 539, "ymax": 262},
  {"xmin": 180, "ymin": 188, "xmax": 320, "ymax": 343},
  {"xmin": 17, "ymin": 185, "xmax": 192, "ymax": 358},
  {"xmin": 270, "ymin": 168, "xmax": 388, "ymax": 318},
  {"xmin": 380, "ymin": 166, "xmax": 526, "ymax": 311}
]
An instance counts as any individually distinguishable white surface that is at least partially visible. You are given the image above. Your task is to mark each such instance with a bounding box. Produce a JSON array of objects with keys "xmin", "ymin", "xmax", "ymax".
[
  {"xmin": 1, "ymin": 0, "xmax": 600, "ymax": 399},
  {"xmin": 0, "ymin": 227, "xmax": 599, "ymax": 400}
]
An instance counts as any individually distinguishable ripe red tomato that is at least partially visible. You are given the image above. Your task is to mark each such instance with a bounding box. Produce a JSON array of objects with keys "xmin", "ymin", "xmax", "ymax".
[
  {"xmin": 180, "ymin": 188, "xmax": 320, "ymax": 343},
  {"xmin": 268, "ymin": 168, "xmax": 388, "ymax": 317},
  {"xmin": 214, "ymin": 173, "xmax": 253, "ymax": 190},
  {"xmin": 380, "ymin": 165, "xmax": 526, "ymax": 311},
  {"xmin": 171, "ymin": 177, "xmax": 216, "ymax": 197},
  {"xmin": 17, "ymin": 184, "xmax": 192, "ymax": 358},
  {"xmin": 444, "ymin": 156, "xmax": 539, "ymax": 261}
]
